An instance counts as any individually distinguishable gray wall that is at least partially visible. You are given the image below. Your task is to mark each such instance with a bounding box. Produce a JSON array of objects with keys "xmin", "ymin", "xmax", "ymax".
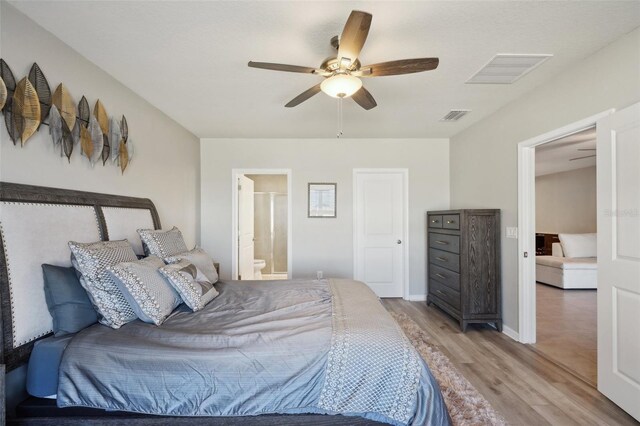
[
  {"xmin": 0, "ymin": 4, "xmax": 200, "ymax": 247},
  {"xmin": 201, "ymin": 138, "xmax": 450, "ymax": 298},
  {"xmin": 536, "ymin": 166, "xmax": 596, "ymax": 234},
  {"xmin": 450, "ymin": 28, "xmax": 640, "ymax": 332}
]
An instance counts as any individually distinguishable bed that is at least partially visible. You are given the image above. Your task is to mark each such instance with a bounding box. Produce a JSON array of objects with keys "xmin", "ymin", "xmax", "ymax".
[
  {"xmin": 536, "ymin": 240, "xmax": 597, "ymax": 289},
  {"xmin": 0, "ymin": 182, "xmax": 450, "ymax": 425}
]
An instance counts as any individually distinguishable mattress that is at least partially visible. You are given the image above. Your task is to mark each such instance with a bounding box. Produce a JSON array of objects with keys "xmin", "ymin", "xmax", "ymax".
[
  {"xmin": 26, "ymin": 334, "xmax": 75, "ymax": 398},
  {"xmin": 535, "ymin": 255, "xmax": 597, "ymax": 270}
]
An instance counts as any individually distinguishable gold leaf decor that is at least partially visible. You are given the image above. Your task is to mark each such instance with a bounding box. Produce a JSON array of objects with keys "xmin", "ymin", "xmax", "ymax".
[
  {"xmin": 12, "ymin": 77, "xmax": 41, "ymax": 145},
  {"xmin": 28, "ymin": 62, "xmax": 51, "ymax": 128},
  {"xmin": 93, "ymin": 100, "xmax": 109, "ymax": 134},
  {"xmin": 80, "ymin": 124, "xmax": 92, "ymax": 159},
  {"xmin": 119, "ymin": 139, "xmax": 129, "ymax": 174},
  {"xmin": 0, "ymin": 77, "xmax": 7, "ymax": 112},
  {"xmin": 52, "ymin": 84, "xmax": 76, "ymax": 131}
]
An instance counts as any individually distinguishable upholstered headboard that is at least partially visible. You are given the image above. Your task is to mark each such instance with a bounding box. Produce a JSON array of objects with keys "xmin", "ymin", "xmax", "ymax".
[{"xmin": 0, "ymin": 182, "xmax": 161, "ymax": 371}]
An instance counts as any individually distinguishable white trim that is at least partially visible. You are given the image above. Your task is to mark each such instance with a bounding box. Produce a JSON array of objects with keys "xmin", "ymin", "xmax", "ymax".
[
  {"xmin": 502, "ymin": 325, "xmax": 520, "ymax": 342},
  {"xmin": 517, "ymin": 109, "xmax": 614, "ymax": 344},
  {"xmin": 231, "ymin": 169, "xmax": 293, "ymax": 281},
  {"xmin": 352, "ymin": 168, "xmax": 410, "ymax": 300},
  {"xmin": 407, "ymin": 294, "xmax": 427, "ymax": 302}
]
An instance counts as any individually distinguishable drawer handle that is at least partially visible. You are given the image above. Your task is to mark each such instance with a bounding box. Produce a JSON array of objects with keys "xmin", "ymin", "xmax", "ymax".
[
  {"xmin": 446, "ymin": 220, "xmax": 455, "ymax": 224},
  {"xmin": 435, "ymin": 240, "xmax": 448, "ymax": 245},
  {"xmin": 435, "ymin": 273, "xmax": 447, "ymax": 279},
  {"xmin": 431, "ymin": 219, "xmax": 439, "ymax": 223},
  {"xmin": 435, "ymin": 256, "xmax": 448, "ymax": 262}
]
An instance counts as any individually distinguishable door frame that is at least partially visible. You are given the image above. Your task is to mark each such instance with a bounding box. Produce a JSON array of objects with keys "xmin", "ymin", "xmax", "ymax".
[
  {"xmin": 352, "ymin": 168, "xmax": 410, "ymax": 299},
  {"xmin": 231, "ymin": 169, "xmax": 293, "ymax": 280},
  {"xmin": 517, "ymin": 110, "xmax": 614, "ymax": 343}
]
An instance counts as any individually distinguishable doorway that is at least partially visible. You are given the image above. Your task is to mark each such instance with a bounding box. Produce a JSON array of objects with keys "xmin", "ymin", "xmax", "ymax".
[
  {"xmin": 231, "ymin": 169, "xmax": 292, "ymax": 280},
  {"xmin": 533, "ymin": 127, "xmax": 598, "ymax": 385},
  {"xmin": 353, "ymin": 169, "xmax": 409, "ymax": 298}
]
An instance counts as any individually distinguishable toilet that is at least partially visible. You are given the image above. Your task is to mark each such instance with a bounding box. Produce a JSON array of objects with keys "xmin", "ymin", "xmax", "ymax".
[{"xmin": 253, "ymin": 259, "xmax": 266, "ymax": 279}]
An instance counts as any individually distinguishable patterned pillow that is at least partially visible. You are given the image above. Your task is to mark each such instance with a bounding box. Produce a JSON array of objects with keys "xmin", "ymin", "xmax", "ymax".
[
  {"xmin": 159, "ymin": 260, "xmax": 218, "ymax": 311},
  {"xmin": 68, "ymin": 240, "xmax": 138, "ymax": 329},
  {"xmin": 137, "ymin": 227, "xmax": 188, "ymax": 258},
  {"xmin": 108, "ymin": 256, "xmax": 182, "ymax": 325},
  {"xmin": 164, "ymin": 247, "xmax": 218, "ymax": 283}
]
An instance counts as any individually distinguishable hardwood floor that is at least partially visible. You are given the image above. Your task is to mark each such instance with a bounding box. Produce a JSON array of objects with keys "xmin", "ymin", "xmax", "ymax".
[
  {"xmin": 534, "ymin": 282, "xmax": 597, "ymax": 386},
  {"xmin": 382, "ymin": 299, "xmax": 637, "ymax": 426}
]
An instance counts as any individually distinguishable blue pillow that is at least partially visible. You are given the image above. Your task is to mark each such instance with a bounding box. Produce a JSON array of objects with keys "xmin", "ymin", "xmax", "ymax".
[{"xmin": 42, "ymin": 264, "xmax": 98, "ymax": 336}]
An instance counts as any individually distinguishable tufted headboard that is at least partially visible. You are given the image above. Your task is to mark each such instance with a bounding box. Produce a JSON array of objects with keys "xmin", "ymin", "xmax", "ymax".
[{"xmin": 0, "ymin": 182, "xmax": 161, "ymax": 371}]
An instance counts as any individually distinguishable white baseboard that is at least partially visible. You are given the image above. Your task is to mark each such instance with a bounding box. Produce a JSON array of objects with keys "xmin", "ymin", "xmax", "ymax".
[
  {"xmin": 502, "ymin": 325, "xmax": 520, "ymax": 342},
  {"xmin": 406, "ymin": 294, "xmax": 427, "ymax": 302}
]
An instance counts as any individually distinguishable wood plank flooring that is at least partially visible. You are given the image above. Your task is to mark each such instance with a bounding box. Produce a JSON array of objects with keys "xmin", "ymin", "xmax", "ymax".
[
  {"xmin": 534, "ymin": 283, "xmax": 597, "ymax": 386},
  {"xmin": 382, "ymin": 299, "xmax": 637, "ymax": 426}
]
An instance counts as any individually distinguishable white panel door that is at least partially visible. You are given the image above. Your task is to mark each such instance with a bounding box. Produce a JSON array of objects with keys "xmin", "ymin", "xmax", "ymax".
[
  {"xmin": 597, "ymin": 102, "xmax": 640, "ymax": 421},
  {"xmin": 354, "ymin": 171, "xmax": 406, "ymax": 297},
  {"xmin": 238, "ymin": 175, "xmax": 255, "ymax": 280}
]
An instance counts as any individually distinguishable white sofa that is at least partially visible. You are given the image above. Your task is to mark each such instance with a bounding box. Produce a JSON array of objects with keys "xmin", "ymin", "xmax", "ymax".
[{"xmin": 536, "ymin": 234, "xmax": 597, "ymax": 289}]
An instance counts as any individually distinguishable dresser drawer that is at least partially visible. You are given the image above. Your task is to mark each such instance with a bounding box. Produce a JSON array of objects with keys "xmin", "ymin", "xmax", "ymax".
[
  {"xmin": 429, "ymin": 248, "xmax": 460, "ymax": 273},
  {"xmin": 430, "ymin": 280, "xmax": 461, "ymax": 310},
  {"xmin": 428, "ymin": 215, "xmax": 443, "ymax": 228},
  {"xmin": 443, "ymin": 214, "xmax": 460, "ymax": 230},
  {"xmin": 429, "ymin": 233, "xmax": 460, "ymax": 253},
  {"xmin": 429, "ymin": 263, "xmax": 460, "ymax": 290}
]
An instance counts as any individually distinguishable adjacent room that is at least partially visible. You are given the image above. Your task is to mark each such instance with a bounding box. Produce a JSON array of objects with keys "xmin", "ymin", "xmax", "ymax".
[
  {"xmin": 0, "ymin": 1, "xmax": 639, "ymax": 425},
  {"xmin": 534, "ymin": 127, "xmax": 598, "ymax": 385}
]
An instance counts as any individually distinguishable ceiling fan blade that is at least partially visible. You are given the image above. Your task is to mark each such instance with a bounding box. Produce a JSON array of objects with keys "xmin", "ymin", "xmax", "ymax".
[
  {"xmin": 337, "ymin": 11, "xmax": 372, "ymax": 67},
  {"xmin": 360, "ymin": 58, "xmax": 439, "ymax": 77},
  {"xmin": 285, "ymin": 83, "xmax": 322, "ymax": 108},
  {"xmin": 569, "ymin": 154, "xmax": 597, "ymax": 161},
  {"xmin": 351, "ymin": 86, "xmax": 377, "ymax": 110},
  {"xmin": 248, "ymin": 61, "xmax": 318, "ymax": 74},
  {"xmin": 578, "ymin": 148, "xmax": 597, "ymax": 151}
]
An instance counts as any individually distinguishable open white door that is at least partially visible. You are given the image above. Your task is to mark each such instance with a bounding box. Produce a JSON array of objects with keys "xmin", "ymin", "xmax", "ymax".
[
  {"xmin": 238, "ymin": 175, "xmax": 255, "ymax": 280},
  {"xmin": 354, "ymin": 170, "xmax": 407, "ymax": 298},
  {"xmin": 597, "ymin": 102, "xmax": 640, "ymax": 421}
]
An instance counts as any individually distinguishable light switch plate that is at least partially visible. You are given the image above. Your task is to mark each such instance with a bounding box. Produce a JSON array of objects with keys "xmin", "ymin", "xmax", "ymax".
[{"xmin": 506, "ymin": 227, "xmax": 518, "ymax": 239}]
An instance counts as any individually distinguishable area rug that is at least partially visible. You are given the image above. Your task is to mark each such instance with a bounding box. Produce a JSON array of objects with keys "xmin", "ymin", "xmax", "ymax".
[{"xmin": 391, "ymin": 312, "xmax": 507, "ymax": 426}]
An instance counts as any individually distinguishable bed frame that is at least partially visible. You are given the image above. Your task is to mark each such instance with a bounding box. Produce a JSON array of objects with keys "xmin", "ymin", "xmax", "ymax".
[{"xmin": 0, "ymin": 182, "xmax": 380, "ymax": 425}]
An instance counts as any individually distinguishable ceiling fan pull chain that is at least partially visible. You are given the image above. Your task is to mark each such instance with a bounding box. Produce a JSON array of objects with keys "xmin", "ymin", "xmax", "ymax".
[{"xmin": 337, "ymin": 97, "xmax": 344, "ymax": 138}]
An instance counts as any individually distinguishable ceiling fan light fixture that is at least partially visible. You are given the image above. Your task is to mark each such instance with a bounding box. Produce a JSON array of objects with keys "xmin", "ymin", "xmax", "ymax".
[{"xmin": 321, "ymin": 74, "xmax": 362, "ymax": 98}]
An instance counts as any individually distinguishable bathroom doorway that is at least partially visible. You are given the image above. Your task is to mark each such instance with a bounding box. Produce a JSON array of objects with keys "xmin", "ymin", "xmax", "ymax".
[{"xmin": 231, "ymin": 169, "xmax": 292, "ymax": 280}]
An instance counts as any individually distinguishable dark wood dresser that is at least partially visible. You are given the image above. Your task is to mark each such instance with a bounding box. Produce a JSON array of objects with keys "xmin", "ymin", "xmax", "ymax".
[{"xmin": 426, "ymin": 209, "xmax": 501, "ymax": 332}]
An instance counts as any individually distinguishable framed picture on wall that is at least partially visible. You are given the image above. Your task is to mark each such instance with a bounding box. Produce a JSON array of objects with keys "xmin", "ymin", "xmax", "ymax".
[{"xmin": 308, "ymin": 183, "xmax": 337, "ymax": 218}]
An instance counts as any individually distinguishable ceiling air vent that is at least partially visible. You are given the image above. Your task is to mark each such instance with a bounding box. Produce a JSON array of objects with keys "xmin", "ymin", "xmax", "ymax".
[
  {"xmin": 441, "ymin": 110, "xmax": 470, "ymax": 122},
  {"xmin": 466, "ymin": 54, "xmax": 552, "ymax": 84}
]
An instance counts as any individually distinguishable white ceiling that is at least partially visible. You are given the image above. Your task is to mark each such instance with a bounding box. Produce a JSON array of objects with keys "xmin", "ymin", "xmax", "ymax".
[
  {"xmin": 535, "ymin": 127, "xmax": 596, "ymax": 176},
  {"xmin": 9, "ymin": 1, "xmax": 640, "ymax": 139}
]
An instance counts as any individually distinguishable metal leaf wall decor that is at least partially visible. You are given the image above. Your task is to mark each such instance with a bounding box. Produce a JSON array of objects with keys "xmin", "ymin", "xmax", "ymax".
[
  {"xmin": 62, "ymin": 120, "xmax": 74, "ymax": 162},
  {"xmin": 12, "ymin": 77, "xmax": 41, "ymax": 145},
  {"xmin": 1, "ymin": 59, "xmax": 17, "ymax": 144},
  {"xmin": 120, "ymin": 115, "xmax": 128, "ymax": 142},
  {"xmin": 88, "ymin": 115, "xmax": 103, "ymax": 167},
  {"xmin": 109, "ymin": 116, "xmax": 122, "ymax": 163},
  {"xmin": 0, "ymin": 77, "xmax": 7, "ymax": 112},
  {"xmin": 28, "ymin": 63, "xmax": 51, "ymax": 129},
  {"xmin": 1, "ymin": 60, "xmax": 133, "ymax": 173},
  {"xmin": 80, "ymin": 124, "xmax": 92, "ymax": 159},
  {"xmin": 48, "ymin": 104, "xmax": 63, "ymax": 152},
  {"xmin": 119, "ymin": 140, "xmax": 129, "ymax": 174},
  {"xmin": 52, "ymin": 84, "xmax": 76, "ymax": 131}
]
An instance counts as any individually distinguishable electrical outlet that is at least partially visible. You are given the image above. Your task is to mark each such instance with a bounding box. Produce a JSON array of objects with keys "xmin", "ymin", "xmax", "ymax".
[
  {"xmin": 317, "ymin": 271, "xmax": 323, "ymax": 279},
  {"xmin": 506, "ymin": 227, "xmax": 518, "ymax": 239}
]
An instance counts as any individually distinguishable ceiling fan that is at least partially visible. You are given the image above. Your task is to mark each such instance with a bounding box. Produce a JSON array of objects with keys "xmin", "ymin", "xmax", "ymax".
[
  {"xmin": 569, "ymin": 148, "xmax": 596, "ymax": 161},
  {"xmin": 248, "ymin": 10, "xmax": 439, "ymax": 110}
]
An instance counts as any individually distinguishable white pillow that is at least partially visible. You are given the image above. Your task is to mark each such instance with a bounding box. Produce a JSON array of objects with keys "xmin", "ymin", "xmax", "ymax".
[
  {"xmin": 164, "ymin": 247, "xmax": 218, "ymax": 283},
  {"xmin": 558, "ymin": 233, "xmax": 597, "ymax": 258}
]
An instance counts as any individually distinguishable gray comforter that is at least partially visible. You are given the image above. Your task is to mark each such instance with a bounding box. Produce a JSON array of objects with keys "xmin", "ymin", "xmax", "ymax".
[{"xmin": 58, "ymin": 279, "xmax": 450, "ymax": 425}]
